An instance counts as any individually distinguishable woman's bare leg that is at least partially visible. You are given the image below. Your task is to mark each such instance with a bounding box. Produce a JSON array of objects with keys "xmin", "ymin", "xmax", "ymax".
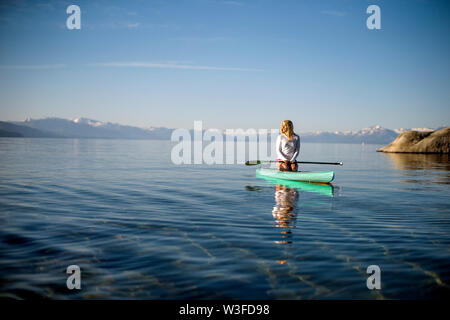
[
  {"xmin": 277, "ymin": 161, "xmax": 290, "ymax": 171},
  {"xmin": 290, "ymin": 162, "xmax": 298, "ymax": 172}
]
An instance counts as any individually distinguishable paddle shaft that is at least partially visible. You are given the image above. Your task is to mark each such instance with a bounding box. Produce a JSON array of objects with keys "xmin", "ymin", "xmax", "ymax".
[
  {"xmin": 273, "ymin": 160, "xmax": 342, "ymax": 165},
  {"xmin": 246, "ymin": 160, "xmax": 343, "ymax": 166}
]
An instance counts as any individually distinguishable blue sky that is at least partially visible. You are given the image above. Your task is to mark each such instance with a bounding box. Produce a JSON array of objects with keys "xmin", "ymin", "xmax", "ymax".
[{"xmin": 0, "ymin": 0, "xmax": 449, "ymax": 131}]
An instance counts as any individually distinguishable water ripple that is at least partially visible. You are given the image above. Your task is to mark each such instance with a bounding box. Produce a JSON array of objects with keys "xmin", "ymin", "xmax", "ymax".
[{"xmin": 0, "ymin": 139, "xmax": 449, "ymax": 299}]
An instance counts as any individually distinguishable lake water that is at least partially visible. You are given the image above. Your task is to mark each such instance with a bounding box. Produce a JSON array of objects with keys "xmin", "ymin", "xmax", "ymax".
[{"xmin": 0, "ymin": 138, "xmax": 449, "ymax": 299}]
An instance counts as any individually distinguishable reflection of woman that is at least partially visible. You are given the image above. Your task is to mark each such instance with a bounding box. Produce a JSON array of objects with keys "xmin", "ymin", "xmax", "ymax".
[
  {"xmin": 276, "ymin": 120, "xmax": 301, "ymax": 172},
  {"xmin": 272, "ymin": 185, "xmax": 298, "ymax": 245}
]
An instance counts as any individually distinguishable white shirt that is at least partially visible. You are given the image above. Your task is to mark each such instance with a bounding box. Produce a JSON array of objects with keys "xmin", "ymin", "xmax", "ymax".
[{"xmin": 276, "ymin": 133, "xmax": 300, "ymax": 161}]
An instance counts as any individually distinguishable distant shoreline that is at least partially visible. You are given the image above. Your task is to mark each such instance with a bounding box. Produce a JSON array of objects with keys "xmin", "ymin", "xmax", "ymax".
[{"xmin": 1, "ymin": 118, "xmax": 447, "ymax": 145}]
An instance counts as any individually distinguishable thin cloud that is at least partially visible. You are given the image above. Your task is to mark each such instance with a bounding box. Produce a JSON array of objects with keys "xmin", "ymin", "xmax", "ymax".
[
  {"xmin": 85, "ymin": 21, "xmax": 176, "ymax": 31},
  {"xmin": 321, "ymin": 10, "xmax": 347, "ymax": 17},
  {"xmin": 0, "ymin": 64, "xmax": 66, "ymax": 70},
  {"xmin": 221, "ymin": 1, "xmax": 244, "ymax": 6},
  {"xmin": 127, "ymin": 22, "xmax": 140, "ymax": 28},
  {"xmin": 90, "ymin": 62, "xmax": 263, "ymax": 71},
  {"xmin": 173, "ymin": 36, "xmax": 230, "ymax": 42}
]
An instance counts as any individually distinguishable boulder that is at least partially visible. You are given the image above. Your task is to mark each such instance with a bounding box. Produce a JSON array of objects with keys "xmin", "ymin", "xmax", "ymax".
[{"xmin": 377, "ymin": 127, "xmax": 450, "ymax": 153}]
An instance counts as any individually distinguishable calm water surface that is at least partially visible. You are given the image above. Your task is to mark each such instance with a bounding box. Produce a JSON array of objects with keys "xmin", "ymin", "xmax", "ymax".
[{"xmin": 0, "ymin": 138, "xmax": 449, "ymax": 299}]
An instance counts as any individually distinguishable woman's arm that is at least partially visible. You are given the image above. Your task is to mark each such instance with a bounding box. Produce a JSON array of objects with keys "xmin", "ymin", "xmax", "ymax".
[
  {"xmin": 290, "ymin": 135, "xmax": 300, "ymax": 161},
  {"xmin": 276, "ymin": 135, "xmax": 288, "ymax": 160}
]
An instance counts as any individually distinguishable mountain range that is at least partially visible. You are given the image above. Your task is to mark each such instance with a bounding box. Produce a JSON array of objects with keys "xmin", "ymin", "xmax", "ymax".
[
  {"xmin": 0, "ymin": 117, "xmax": 440, "ymax": 144},
  {"xmin": 1, "ymin": 118, "xmax": 172, "ymax": 140}
]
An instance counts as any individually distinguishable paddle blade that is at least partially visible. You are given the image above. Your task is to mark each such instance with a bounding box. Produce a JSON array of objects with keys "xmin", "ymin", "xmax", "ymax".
[{"xmin": 245, "ymin": 160, "xmax": 262, "ymax": 166}]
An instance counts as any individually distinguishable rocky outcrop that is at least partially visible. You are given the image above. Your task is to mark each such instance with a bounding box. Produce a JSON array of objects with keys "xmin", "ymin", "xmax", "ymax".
[{"xmin": 377, "ymin": 127, "xmax": 450, "ymax": 153}]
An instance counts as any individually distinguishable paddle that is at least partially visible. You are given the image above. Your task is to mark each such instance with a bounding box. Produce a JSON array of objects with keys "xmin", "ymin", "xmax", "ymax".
[{"xmin": 245, "ymin": 160, "xmax": 343, "ymax": 166}]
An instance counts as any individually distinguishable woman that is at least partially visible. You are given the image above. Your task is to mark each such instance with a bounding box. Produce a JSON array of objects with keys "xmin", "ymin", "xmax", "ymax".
[{"xmin": 276, "ymin": 120, "xmax": 300, "ymax": 172}]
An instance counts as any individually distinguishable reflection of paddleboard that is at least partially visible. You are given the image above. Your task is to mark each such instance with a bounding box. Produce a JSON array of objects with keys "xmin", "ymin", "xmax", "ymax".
[
  {"xmin": 256, "ymin": 172, "xmax": 334, "ymax": 197},
  {"xmin": 256, "ymin": 168, "xmax": 335, "ymax": 183}
]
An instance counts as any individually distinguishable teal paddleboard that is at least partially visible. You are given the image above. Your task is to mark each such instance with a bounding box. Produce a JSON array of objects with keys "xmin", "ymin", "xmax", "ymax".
[
  {"xmin": 256, "ymin": 168, "xmax": 335, "ymax": 183},
  {"xmin": 256, "ymin": 172, "xmax": 334, "ymax": 196}
]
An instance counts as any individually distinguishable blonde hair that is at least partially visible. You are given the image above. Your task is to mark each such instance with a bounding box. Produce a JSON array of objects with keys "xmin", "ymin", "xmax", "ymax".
[{"xmin": 281, "ymin": 120, "xmax": 294, "ymax": 140}]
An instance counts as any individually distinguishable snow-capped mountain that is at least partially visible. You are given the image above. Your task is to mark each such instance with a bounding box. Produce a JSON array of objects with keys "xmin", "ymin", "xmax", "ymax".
[
  {"xmin": 301, "ymin": 125, "xmax": 399, "ymax": 144},
  {"xmin": 13, "ymin": 117, "xmax": 172, "ymax": 139},
  {"xmin": 393, "ymin": 127, "xmax": 434, "ymax": 134},
  {"xmin": 72, "ymin": 117, "xmax": 105, "ymax": 127}
]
